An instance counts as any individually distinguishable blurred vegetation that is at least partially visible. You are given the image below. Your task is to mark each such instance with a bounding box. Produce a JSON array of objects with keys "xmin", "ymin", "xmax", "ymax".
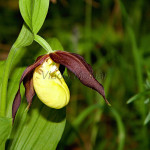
[{"xmin": 0, "ymin": 0, "xmax": 150, "ymax": 150}]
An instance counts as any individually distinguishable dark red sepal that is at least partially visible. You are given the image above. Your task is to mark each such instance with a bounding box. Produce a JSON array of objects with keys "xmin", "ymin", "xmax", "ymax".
[
  {"xmin": 12, "ymin": 54, "xmax": 49, "ymax": 122},
  {"xmin": 50, "ymin": 51, "xmax": 110, "ymax": 105},
  {"xmin": 23, "ymin": 71, "xmax": 34, "ymax": 106}
]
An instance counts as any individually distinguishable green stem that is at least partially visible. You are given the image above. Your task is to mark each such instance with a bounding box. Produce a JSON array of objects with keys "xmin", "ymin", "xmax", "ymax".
[
  {"xmin": 0, "ymin": 46, "xmax": 17, "ymax": 117},
  {"xmin": 111, "ymin": 108, "xmax": 125, "ymax": 150},
  {"xmin": 127, "ymin": 27, "xmax": 143, "ymax": 92},
  {"xmin": 34, "ymin": 34, "xmax": 53, "ymax": 53}
]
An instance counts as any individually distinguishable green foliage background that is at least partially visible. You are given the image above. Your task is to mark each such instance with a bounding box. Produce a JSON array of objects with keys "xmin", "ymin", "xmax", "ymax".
[{"xmin": 0, "ymin": 0, "xmax": 150, "ymax": 149}]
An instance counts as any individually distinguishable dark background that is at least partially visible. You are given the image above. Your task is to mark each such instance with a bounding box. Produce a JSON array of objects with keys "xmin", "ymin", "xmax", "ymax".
[{"xmin": 0, "ymin": 0, "xmax": 150, "ymax": 150}]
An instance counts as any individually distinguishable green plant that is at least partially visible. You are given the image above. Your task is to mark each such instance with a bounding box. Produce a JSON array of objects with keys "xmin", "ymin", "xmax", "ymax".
[
  {"xmin": 0, "ymin": 0, "xmax": 109, "ymax": 149},
  {"xmin": 0, "ymin": 0, "xmax": 66, "ymax": 149}
]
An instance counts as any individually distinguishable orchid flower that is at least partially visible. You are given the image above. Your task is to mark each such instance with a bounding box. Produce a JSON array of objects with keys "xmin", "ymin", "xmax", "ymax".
[{"xmin": 12, "ymin": 51, "xmax": 110, "ymax": 121}]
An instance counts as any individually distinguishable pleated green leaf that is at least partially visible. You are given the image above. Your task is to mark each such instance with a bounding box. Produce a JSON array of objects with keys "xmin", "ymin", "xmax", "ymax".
[
  {"xmin": 19, "ymin": 0, "xmax": 49, "ymax": 34},
  {"xmin": 0, "ymin": 24, "xmax": 34, "ymax": 149},
  {"xmin": 0, "ymin": 62, "xmax": 10, "ymax": 150},
  {"xmin": 0, "ymin": 24, "xmax": 34, "ymax": 117},
  {"xmin": 0, "ymin": 117, "xmax": 12, "ymax": 150},
  {"xmin": 14, "ymin": 24, "xmax": 34, "ymax": 48},
  {"xmin": 0, "ymin": 61, "xmax": 5, "ymax": 88},
  {"xmin": 8, "ymin": 98, "xmax": 66, "ymax": 150}
]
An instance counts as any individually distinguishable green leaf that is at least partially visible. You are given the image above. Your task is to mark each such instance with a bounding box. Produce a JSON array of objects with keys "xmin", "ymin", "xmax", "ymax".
[
  {"xmin": 0, "ymin": 61, "xmax": 6, "ymax": 118},
  {"xmin": 111, "ymin": 108, "xmax": 125, "ymax": 150},
  {"xmin": 144, "ymin": 111, "xmax": 150, "ymax": 125},
  {"xmin": 19, "ymin": 0, "xmax": 50, "ymax": 34},
  {"xmin": 14, "ymin": 24, "xmax": 34, "ymax": 48},
  {"xmin": 0, "ymin": 117, "xmax": 12, "ymax": 150},
  {"xmin": 8, "ymin": 97, "xmax": 66, "ymax": 150},
  {"xmin": 0, "ymin": 61, "xmax": 5, "ymax": 66},
  {"xmin": 0, "ymin": 61, "xmax": 5, "ymax": 82},
  {"xmin": 0, "ymin": 24, "xmax": 33, "ymax": 117},
  {"xmin": 127, "ymin": 90, "xmax": 150, "ymax": 104}
]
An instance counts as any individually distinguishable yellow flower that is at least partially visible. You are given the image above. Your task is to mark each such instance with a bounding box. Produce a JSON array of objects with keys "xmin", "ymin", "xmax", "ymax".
[{"xmin": 33, "ymin": 58, "xmax": 70, "ymax": 109}]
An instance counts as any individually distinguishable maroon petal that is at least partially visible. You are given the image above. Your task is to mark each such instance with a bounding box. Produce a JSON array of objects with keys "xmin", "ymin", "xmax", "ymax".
[
  {"xmin": 23, "ymin": 71, "xmax": 34, "ymax": 106},
  {"xmin": 12, "ymin": 54, "xmax": 49, "ymax": 121},
  {"xmin": 50, "ymin": 51, "xmax": 110, "ymax": 105},
  {"xmin": 70, "ymin": 53, "xmax": 94, "ymax": 75}
]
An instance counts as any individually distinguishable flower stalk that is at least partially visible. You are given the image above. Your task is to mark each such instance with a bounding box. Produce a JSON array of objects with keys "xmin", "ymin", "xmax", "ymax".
[{"xmin": 34, "ymin": 34, "xmax": 53, "ymax": 53}]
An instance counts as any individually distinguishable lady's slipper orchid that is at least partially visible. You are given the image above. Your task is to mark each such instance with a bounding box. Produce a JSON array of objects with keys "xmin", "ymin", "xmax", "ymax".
[{"xmin": 12, "ymin": 51, "xmax": 110, "ymax": 121}]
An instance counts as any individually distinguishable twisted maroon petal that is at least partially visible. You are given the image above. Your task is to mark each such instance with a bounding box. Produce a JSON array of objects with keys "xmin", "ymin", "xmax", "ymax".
[
  {"xmin": 12, "ymin": 54, "xmax": 49, "ymax": 121},
  {"xmin": 50, "ymin": 51, "xmax": 110, "ymax": 105},
  {"xmin": 23, "ymin": 71, "xmax": 34, "ymax": 106}
]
